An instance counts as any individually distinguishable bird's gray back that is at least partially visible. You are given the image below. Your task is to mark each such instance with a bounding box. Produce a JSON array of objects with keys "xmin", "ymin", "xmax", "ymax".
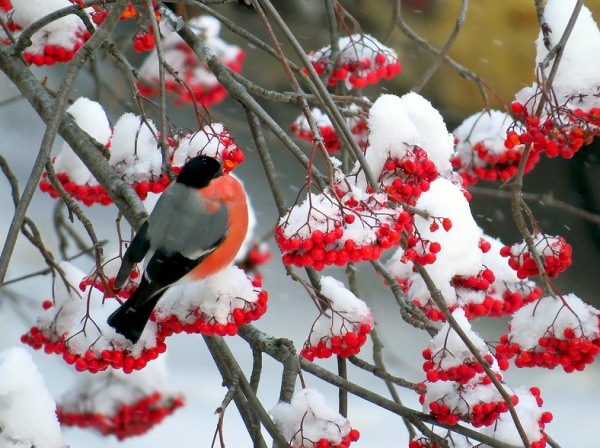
[{"xmin": 146, "ymin": 183, "xmax": 229, "ymax": 259}]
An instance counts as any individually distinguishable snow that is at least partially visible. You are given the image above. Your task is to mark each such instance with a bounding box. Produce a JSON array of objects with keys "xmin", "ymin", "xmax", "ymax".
[
  {"xmin": 509, "ymin": 293, "xmax": 600, "ymax": 350},
  {"xmin": 53, "ymin": 98, "xmax": 111, "ymax": 185},
  {"xmin": 454, "ymin": 109, "xmax": 515, "ymax": 159},
  {"xmin": 7, "ymin": 0, "xmax": 89, "ymax": 54},
  {"xmin": 536, "ymin": 0, "xmax": 600, "ymax": 97},
  {"xmin": 481, "ymin": 388, "xmax": 545, "ymax": 446},
  {"xmin": 363, "ymin": 93, "xmax": 453, "ymax": 184},
  {"xmin": 309, "ymin": 276, "xmax": 372, "ymax": 345},
  {"xmin": 172, "ymin": 123, "xmax": 234, "ymax": 166},
  {"xmin": 271, "ymin": 388, "xmax": 351, "ymax": 447},
  {"xmin": 427, "ymin": 309, "xmax": 489, "ymax": 370},
  {"xmin": 408, "ymin": 178, "xmax": 483, "ymax": 307},
  {"xmin": 35, "ymin": 262, "xmax": 160, "ymax": 357},
  {"xmin": 155, "ymin": 264, "xmax": 259, "ymax": 325},
  {"xmin": 109, "ymin": 113, "xmax": 162, "ymax": 182},
  {"xmin": 515, "ymin": 0, "xmax": 600, "ymax": 111},
  {"xmin": 0, "ymin": 347, "xmax": 66, "ymax": 448},
  {"xmin": 59, "ymin": 357, "xmax": 177, "ymax": 416}
]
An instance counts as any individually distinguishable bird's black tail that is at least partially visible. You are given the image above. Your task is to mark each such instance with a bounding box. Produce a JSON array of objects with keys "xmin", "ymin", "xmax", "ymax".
[{"xmin": 107, "ymin": 277, "xmax": 166, "ymax": 344}]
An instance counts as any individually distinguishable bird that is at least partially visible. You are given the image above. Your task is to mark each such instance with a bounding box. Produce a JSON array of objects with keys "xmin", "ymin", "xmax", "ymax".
[{"xmin": 107, "ymin": 155, "xmax": 249, "ymax": 343}]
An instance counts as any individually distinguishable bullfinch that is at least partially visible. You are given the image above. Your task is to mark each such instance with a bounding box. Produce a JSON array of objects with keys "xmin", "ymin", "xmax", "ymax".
[{"xmin": 107, "ymin": 155, "xmax": 249, "ymax": 343}]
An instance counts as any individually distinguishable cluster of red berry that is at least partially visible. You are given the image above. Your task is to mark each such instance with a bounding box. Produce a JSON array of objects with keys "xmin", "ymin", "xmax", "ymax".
[
  {"xmin": 21, "ymin": 324, "xmax": 167, "ymax": 374},
  {"xmin": 39, "ymin": 171, "xmax": 111, "ymax": 206},
  {"xmin": 137, "ymin": 46, "xmax": 245, "ymax": 108},
  {"xmin": 290, "ymin": 108, "xmax": 368, "ymax": 155},
  {"xmin": 277, "ymin": 221, "xmax": 405, "ymax": 270},
  {"xmin": 379, "ymin": 147, "xmax": 439, "ymax": 206},
  {"xmin": 58, "ymin": 392, "xmax": 184, "ymax": 440},
  {"xmin": 79, "ymin": 267, "xmax": 140, "ymax": 300},
  {"xmin": 154, "ymin": 289, "xmax": 268, "ymax": 338},
  {"xmin": 497, "ymin": 324, "xmax": 600, "ymax": 373},
  {"xmin": 308, "ymin": 51, "xmax": 401, "ymax": 89},
  {"xmin": 528, "ymin": 387, "xmax": 554, "ymax": 448},
  {"xmin": 507, "ymin": 101, "xmax": 600, "ymax": 159},
  {"xmin": 311, "ymin": 429, "xmax": 360, "ymax": 448},
  {"xmin": 133, "ymin": 30, "xmax": 156, "ymax": 52},
  {"xmin": 419, "ymin": 380, "xmax": 513, "ymax": 428},
  {"xmin": 400, "ymin": 218, "xmax": 451, "ymax": 266},
  {"xmin": 40, "ymin": 128, "xmax": 244, "ymax": 206},
  {"xmin": 22, "ymin": 30, "xmax": 91, "ymax": 65},
  {"xmin": 451, "ymin": 140, "xmax": 540, "ymax": 185},
  {"xmin": 86, "ymin": 0, "xmax": 160, "ymax": 25},
  {"xmin": 500, "ymin": 234, "xmax": 572, "ymax": 279},
  {"xmin": 300, "ymin": 323, "xmax": 372, "ymax": 361},
  {"xmin": 422, "ymin": 349, "xmax": 494, "ymax": 384}
]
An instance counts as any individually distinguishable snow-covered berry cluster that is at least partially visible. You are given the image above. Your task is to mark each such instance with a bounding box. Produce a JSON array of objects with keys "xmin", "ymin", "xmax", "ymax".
[
  {"xmin": 411, "ymin": 386, "xmax": 552, "ymax": 448},
  {"xmin": 21, "ymin": 319, "xmax": 166, "ymax": 375},
  {"xmin": 137, "ymin": 16, "xmax": 244, "ymax": 107},
  {"xmin": 306, "ymin": 34, "xmax": 401, "ymax": 89},
  {"xmin": 78, "ymin": 253, "xmax": 141, "ymax": 299},
  {"xmin": 1, "ymin": 0, "xmax": 91, "ymax": 65},
  {"xmin": 276, "ymin": 185, "xmax": 407, "ymax": 270},
  {"xmin": 20, "ymin": 262, "xmax": 167, "ymax": 374},
  {"xmin": 452, "ymin": 110, "xmax": 540, "ymax": 185},
  {"xmin": 291, "ymin": 105, "xmax": 368, "ymax": 154},
  {"xmin": 171, "ymin": 122, "xmax": 245, "ymax": 174},
  {"xmin": 57, "ymin": 363, "xmax": 183, "ymax": 440},
  {"xmin": 152, "ymin": 265, "xmax": 268, "ymax": 339},
  {"xmin": 301, "ymin": 277, "xmax": 372, "ymax": 361},
  {"xmin": 496, "ymin": 294, "xmax": 600, "ymax": 372},
  {"xmin": 507, "ymin": 0, "xmax": 600, "ymax": 161},
  {"xmin": 271, "ymin": 389, "xmax": 360, "ymax": 448},
  {"xmin": 419, "ymin": 310, "xmax": 514, "ymax": 428},
  {"xmin": 500, "ymin": 234, "xmax": 572, "ymax": 279},
  {"xmin": 506, "ymin": 100, "xmax": 599, "ymax": 160},
  {"xmin": 40, "ymin": 98, "xmax": 244, "ymax": 206},
  {"xmin": 482, "ymin": 387, "xmax": 553, "ymax": 448}
]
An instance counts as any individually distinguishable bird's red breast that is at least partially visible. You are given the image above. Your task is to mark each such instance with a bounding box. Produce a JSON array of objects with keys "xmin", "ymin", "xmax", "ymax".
[{"xmin": 188, "ymin": 174, "xmax": 248, "ymax": 281}]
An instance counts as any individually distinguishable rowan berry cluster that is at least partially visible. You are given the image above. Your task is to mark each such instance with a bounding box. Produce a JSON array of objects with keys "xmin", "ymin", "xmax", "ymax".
[
  {"xmin": 21, "ymin": 324, "xmax": 167, "ymax": 374},
  {"xmin": 300, "ymin": 323, "xmax": 371, "ymax": 361},
  {"xmin": 277, "ymin": 185, "xmax": 409, "ymax": 270},
  {"xmin": 311, "ymin": 429, "xmax": 360, "ymax": 448},
  {"xmin": 496, "ymin": 294, "xmax": 600, "ymax": 372},
  {"xmin": 500, "ymin": 234, "xmax": 572, "ymax": 279},
  {"xmin": 401, "ymin": 219, "xmax": 451, "ymax": 266},
  {"xmin": 154, "ymin": 289, "xmax": 268, "ymax": 338},
  {"xmin": 419, "ymin": 310, "xmax": 515, "ymax": 428},
  {"xmin": 41, "ymin": 112, "xmax": 244, "ymax": 206},
  {"xmin": 379, "ymin": 147, "xmax": 439, "ymax": 205},
  {"xmin": 137, "ymin": 16, "xmax": 245, "ymax": 107},
  {"xmin": 506, "ymin": 101, "xmax": 599, "ymax": 159},
  {"xmin": 306, "ymin": 34, "xmax": 401, "ymax": 89},
  {"xmin": 85, "ymin": 0, "xmax": 160, "ymax": 25},
  {"xmin": 422, "ymin": 348, "xmax": 494, "ymax": 385},
  {"xmin": 22, "ymin": 31, "xmax": 90, "ymax": 65},
  {"xmin": 58, "ymin": 392, "xmax": 184, "ymax": 440},
  {"xmin": 291, "ymin": 106, "xmax": 368, "ymax": 154},
  {"xmin": 133, "ymin": 30, "xmax": 156, "ymax": 52},
  {"xmin": 453, "ymin": 140, "xmax": 539, "ymax": 184}
]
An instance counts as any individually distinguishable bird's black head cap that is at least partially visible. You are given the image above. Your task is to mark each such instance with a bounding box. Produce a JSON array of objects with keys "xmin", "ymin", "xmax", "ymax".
[{"xmin": 176, "ymin": 155, "xmax": 223, "ymax": 189}]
